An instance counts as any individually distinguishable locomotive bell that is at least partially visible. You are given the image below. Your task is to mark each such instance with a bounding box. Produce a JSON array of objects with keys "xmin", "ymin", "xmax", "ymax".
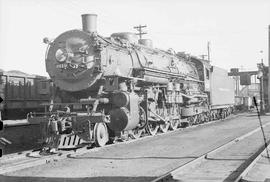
[{"xmin": 81, "ymin": 14, "xmax": 97, "ymax": 33}]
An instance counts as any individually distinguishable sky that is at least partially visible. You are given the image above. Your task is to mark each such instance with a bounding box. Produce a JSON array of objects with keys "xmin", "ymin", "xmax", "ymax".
[{"xmin": 0, "ymin": 0, "xmax": 269, "ymax": 76}]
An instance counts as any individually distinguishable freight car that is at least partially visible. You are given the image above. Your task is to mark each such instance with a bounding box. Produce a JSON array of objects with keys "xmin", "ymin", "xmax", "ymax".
[
  {"xmin": 0, "ymin": 70, "xmax": 51, "ymax": 120},
  {"xmin": 29, "ymin": 14, "xmax": 235, "ymax": 151}
]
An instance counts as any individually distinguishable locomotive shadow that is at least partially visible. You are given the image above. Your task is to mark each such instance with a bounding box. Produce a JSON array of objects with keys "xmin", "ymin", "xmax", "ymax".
[
  {"xmin": 204, "ymin": 157, "xmax": 246, "ymax": 161},
  {"xmin": 2, "ymin": 124, "xmax": 42, "ymax": 155},
  {"xmin": 0, "ymin": 175, "xmax": 156, "ymax": 182}
]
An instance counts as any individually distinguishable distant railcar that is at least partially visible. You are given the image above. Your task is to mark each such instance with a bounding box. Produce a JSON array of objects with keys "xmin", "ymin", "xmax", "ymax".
[{"xmin": 0, "ymin": 70, "xmax": 51, "ymax": 120}]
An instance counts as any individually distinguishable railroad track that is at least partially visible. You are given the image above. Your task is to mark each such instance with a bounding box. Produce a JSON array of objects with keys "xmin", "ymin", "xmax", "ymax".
[
  {"xmin": 152, "ymin": 120, "xmax": 270, "ymax": 182},
  {"xmin": 235, "ymin": 143, "xmax": 270, "ymax": 182},
  {"xmin": 0, "ymin": 113, "xmax": 240, "ymax": 175}
]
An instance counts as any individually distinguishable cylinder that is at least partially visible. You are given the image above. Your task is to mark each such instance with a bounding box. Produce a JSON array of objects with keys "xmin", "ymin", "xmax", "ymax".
[
  {"xmin": 112, "ymin": 91, "xmax": 129, "ymax": 107},
  {"xmin": 109, "ymin": 107, "xmax": 130, "ymax": 131},
  {"xmin": 81, "ymin": 14, "xmax": 97, "ymax": 33}
]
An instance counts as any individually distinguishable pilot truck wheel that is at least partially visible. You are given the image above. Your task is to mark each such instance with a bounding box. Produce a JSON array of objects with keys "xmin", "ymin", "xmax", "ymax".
[{"xmin": 94, "ymin": 123, "xmax": 109, "ymax": 147}]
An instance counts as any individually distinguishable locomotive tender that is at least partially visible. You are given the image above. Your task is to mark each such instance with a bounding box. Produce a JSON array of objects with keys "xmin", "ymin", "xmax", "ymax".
[{"xmin": 30, "ymin": 14, "xmax": 234, "ymax": 149}]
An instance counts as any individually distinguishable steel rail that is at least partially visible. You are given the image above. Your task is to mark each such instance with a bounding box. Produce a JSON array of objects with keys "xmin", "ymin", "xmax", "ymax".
[
  {"xmin": 233, "ymin": 97, "xmax": 270, "ymax": 182},
  {"xmin": 152, "ymin": 121, "xmax": 270, "ymax": 182},
  {"xmin": 233, "ymin": 145, "xmax": 270, "ymax": 182}
]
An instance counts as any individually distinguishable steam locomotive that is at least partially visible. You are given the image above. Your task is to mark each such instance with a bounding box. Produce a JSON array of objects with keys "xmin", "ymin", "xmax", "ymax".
[{"xmin": 30, "ymin": 14, "xmax": 235, "ymax": 150}]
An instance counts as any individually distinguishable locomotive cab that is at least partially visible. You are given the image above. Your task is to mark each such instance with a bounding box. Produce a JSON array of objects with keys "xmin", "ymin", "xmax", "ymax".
[{"xmin": 190, "ymin": 56, "xmax": 211, "ymax": 92}]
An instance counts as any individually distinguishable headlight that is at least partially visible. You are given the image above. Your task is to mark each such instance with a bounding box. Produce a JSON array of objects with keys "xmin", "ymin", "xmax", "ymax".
[{"xmin": 55, "ymin": 49, "xmax": 67, "ymax": 63}]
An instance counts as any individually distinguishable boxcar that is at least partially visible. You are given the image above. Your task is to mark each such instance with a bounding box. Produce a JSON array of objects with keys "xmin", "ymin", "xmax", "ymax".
[{"xmin": 0, "ymin": 70, "xmax": 51, "ymax": 120}]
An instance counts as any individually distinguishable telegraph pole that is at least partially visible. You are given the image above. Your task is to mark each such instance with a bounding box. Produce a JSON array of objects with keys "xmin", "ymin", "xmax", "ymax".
[
  {"xmin": 258, "ymin": 62, "xmax": 265, "ymax": 114},
  {"xmin": 133, "ymin": 25, "xmax": 147, "ymax": 39}
]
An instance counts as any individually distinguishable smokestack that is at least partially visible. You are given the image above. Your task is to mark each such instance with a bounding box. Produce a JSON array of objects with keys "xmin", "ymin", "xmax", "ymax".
[{"xmin": 81, "ymin": 14, "xmax": 97, "ymax": 33}]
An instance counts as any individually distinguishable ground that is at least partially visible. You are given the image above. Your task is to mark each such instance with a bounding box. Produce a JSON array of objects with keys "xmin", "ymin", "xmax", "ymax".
[{"xmin": 1, "ymin": 113, "xmax": 270, "ymax": 182}]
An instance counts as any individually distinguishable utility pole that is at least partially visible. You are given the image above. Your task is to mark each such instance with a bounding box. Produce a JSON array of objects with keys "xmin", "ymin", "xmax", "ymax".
[
  {"xmin": 257, "ymin": 62, "xmax": 265, "ymax": 115},
  {"xmin": 133, "ymin": 25, "xmax": 147, "ymax": 39},
  {"xmin": 207, "ymin": 41, "xmax": 211, "ymax": 62}
]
